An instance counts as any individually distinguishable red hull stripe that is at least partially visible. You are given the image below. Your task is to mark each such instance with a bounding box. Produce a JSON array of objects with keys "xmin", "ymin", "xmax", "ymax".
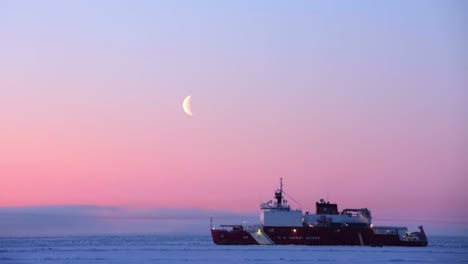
[{"xmin": 211, "ymin": 226, "xmax": 428, "ymax": 247}]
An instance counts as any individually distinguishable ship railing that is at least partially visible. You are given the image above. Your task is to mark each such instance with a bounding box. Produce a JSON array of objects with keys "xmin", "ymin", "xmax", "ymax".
[
  {"xmin": 218, "ymin": 224, "xmax": 244, "ymax": 231},
  {"xmin": 244, "ymin": 224, "xmax": 265, "ymax": 232}
]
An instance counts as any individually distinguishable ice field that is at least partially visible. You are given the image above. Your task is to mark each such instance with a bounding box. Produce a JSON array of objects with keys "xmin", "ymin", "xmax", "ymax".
[{"xmin": 1, "ymin": 235, "xmax": 467, "ymax": 264}]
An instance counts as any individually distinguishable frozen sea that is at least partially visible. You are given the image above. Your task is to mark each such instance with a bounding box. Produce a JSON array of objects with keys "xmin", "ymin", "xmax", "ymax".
[{"xmin": 1, "ymin": 235, "xmax": 467, "ymax": 264}]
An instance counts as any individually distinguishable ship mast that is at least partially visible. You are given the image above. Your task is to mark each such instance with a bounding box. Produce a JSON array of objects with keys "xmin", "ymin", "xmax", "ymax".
[
  {"xmin": 275, "ymin": 178, "xmax": 283, "ymax": 207},
  {"xmin": 280, "ymin": 177, "xmax": 283, "ymax": 194}
]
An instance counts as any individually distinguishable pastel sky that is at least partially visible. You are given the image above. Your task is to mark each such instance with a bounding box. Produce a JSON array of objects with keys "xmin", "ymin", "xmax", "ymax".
[{"xmin": 1, "ymin": 1, "xmax": 467, "ymax": 235}]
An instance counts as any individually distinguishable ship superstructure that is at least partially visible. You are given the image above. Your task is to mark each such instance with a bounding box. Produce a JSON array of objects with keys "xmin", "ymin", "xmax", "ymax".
[{"xmin": 211, "ymin": 178, "xmax": 427, "ymax": 247}]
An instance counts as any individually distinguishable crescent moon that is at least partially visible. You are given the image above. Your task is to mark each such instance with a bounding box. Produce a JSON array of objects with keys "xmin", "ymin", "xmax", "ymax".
[{"xmin": 182, "ymin": 96, "xmax": 192, "ymax": 116}]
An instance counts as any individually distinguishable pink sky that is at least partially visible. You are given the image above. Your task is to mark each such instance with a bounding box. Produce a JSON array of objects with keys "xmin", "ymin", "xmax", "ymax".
[{"xmin": 1, "ymin": 1, "xmax": 467, "ymax": 232}]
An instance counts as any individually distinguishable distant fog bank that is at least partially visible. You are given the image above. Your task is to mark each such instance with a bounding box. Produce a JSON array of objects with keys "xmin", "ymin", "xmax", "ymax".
[{"xmin": 0, "ymin": 205, "xmax": 257, "ymax": 237}]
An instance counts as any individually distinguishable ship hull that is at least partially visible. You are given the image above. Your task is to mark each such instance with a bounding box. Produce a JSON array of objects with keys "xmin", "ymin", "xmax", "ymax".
[
  {"xmin": 211, "ymin": 226, "xmax": 428, "ymax": 247},
  {"xmin": 211, "ymin": 229, "xmax": 257, "ymax": 245}
]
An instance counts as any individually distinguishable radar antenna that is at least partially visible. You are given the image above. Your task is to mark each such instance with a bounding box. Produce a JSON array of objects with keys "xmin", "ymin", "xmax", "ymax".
[{"xmin": 274, "ymin": 178, "xmax": 283, "ymax": 206}]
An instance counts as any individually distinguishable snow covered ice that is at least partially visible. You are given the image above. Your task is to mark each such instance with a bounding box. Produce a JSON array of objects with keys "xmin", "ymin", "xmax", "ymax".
[{"xmin": 1, "ymin": 235, "xmax": 467, "ymax": 264}]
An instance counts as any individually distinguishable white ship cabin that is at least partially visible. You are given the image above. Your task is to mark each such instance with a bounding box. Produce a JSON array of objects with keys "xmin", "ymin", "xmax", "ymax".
[
  {"xmin": 303, "ymin": 199, "xmax": 372, "ymax": 227},
  {"xmin": 260, "ymin": 182, "xmax": 303, "ymax": 227},
  {"xmin": 260, "ymin": 200, "xmax": 303, "ymax": 227},
  {"xmin": 259, "ymin": 179, "xmax": 372, "ymax": 228}
]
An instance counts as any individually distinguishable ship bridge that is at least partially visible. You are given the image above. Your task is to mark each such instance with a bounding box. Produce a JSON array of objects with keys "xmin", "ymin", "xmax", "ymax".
[{"xmin": 260, "ymin": 178, "xmax": 303, "ymax": 227}]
